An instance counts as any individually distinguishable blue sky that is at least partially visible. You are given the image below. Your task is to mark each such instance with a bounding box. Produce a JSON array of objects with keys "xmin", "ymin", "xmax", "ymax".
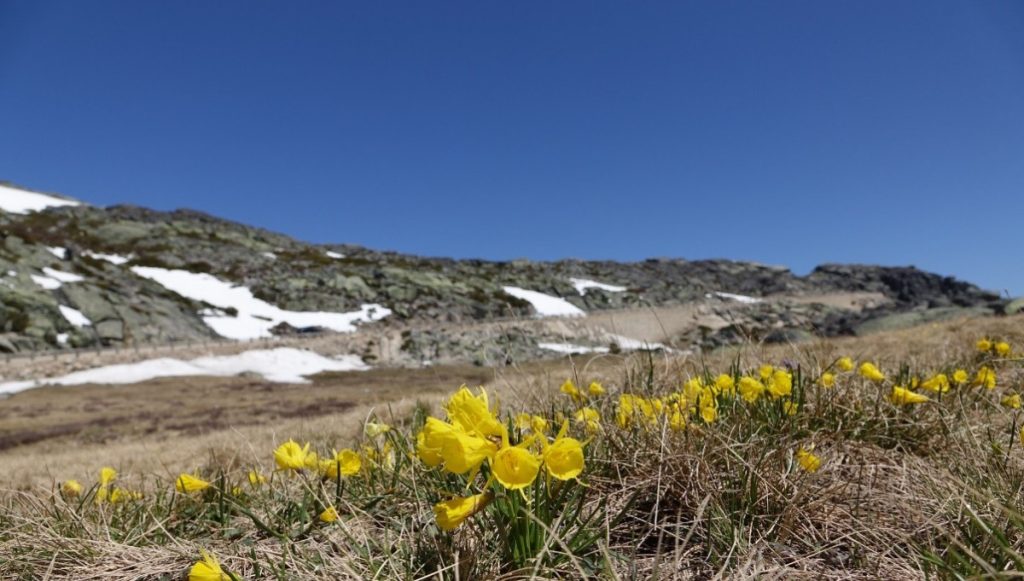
[{"xmin": 1, "ymin": 2, "xmax": 1022, "ymax": 295}]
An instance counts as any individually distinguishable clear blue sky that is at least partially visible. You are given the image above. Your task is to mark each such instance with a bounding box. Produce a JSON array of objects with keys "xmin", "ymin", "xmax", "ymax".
[{"xmin": 1, "ymin": 2, "xmax": 1022, "ymax": 295}]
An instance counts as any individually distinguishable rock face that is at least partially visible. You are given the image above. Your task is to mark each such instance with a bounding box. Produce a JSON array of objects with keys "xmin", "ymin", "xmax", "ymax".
[{"xmin": 0, "ymin": 187, "xmax": 1013, "ymax": 358}]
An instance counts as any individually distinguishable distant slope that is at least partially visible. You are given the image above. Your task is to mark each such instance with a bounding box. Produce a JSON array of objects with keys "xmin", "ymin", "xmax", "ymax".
[{"xmin": 0, "ymin": 182, "xmax": 1011, "ymax": 358}]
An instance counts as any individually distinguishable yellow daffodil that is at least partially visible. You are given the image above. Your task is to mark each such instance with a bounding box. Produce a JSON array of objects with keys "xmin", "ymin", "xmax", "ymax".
[
  {"xmin": 560, "ymin": 379, "xmax": 584, "ymax": 403},
  {"xmin": 859, "ymin": 362, "xmax": 886, "ymax": 382},
  {"xmin": 668, "ymin": 405, "xmax": 686, "ymax": 432},
  {"xmin": 176, "ymin": 473, "xmax": 211, "ymax": 494},
  {"xmin": 319, "ymin": 506, "xmax": 339, "ymax": 523},
  {"xmin": 977, "ymin": 338, "xmax": 992, "ymax": 352},
  {"xmin": 320, "ymin": 448, "xmax": 362, "ymax": 480},
  {"xmin": 587, "ymin": 381, "xmax": 606, "ymax": 397},
  {"xmin": 713, "ymin": 374, "xmax": 735, "ymax": 396},
  {"xmin": 61, "ymin": 480, "xmax": 82, "ymax": 496},
  {"xmin": 1001, "ymin": 393, "xmax": 1021, "ymax": 410},
  {"xmin": 247, "ymin": 470, "xmax": 266, "ymax": 486},
  {"xmin": 446, "ymin": 386, "xmax": 504, "ymax": 438},
  {"xmin": 783, "ymin": 401, "xmax": 799, "ymax": 416},
  {"xmin": 433, "ymin": 492, "xmax": 493, "ymax": 531},
  {"xmin": 952, "ymin": 369, "xmax": 969, "ymax": 385},
  {"xmin": 767, "ymin": 369, "xmax": 792, "ymax": 399},
  {"xmin": 99, "ymin": 467, "xmax": 117, "ymax": 486},
  {"xmin": 574, "ymin": 407, "xmax": 601, "ymax": 433},
  {"xmin": 531, "ymin": 415, "xmax": 550, "ymax": 434},
  {"xmin": 738, "ymin": 376, "xmax": 765, "ymax": 403},
  {"xmin": 995, "ymin": 341, "xmax": 1011, "ymax": 357},
  {"xmin": 919, "ymin": 374, "xmax": 950, "ymax": 393},
  {"xmin": 514, "ymin": 413, "xmax": 532, "ymax": 430},
  {"xmin": 274, "ymin": 440, "xmax": 314, "ymax": 471},
  {"xmin": 700, "ymin": 404, "xmax": 718, "ymax": 424},
  {"xmin": 492, "ymin": 435, "xmax": 541, "ymax": 490},
  {"xmin": 890, "ymin": 386, "xmax": 929, "ymax": 405},
  {"xmin": 417, "ymin": 417, "xmax": 455, "ymax": 467},
  {"xmin": 837, "ymin": 356, "xmax": 854, "ymax": 372},
  {"xmin": 364, "ymin": 422, "xmax": 391, "ymax": 438},
  {"xmin": 109, "ymin": 488, "xmax": 142, "ymax": 503},
  {"xmin": 796, "ymin": 447, "xmax": 821, "ymax": 473},
  {"xmin": 820, "ymin": 372, "xmax": 835, "ymax": 388},
  {"xmin": 542, "ymin": 423, "xmax": 586, "ymax": 481},
  {"xmin": 440, "ymin": 429, "xmax": 497, "ymax": 476},
  {"xmin": 188, "ymin": 550, "xmax": 229, "ymax": 581},
  {"xmin": 759, "ymin": 365, "xmax": 774, "ymax": 380},
  {"xmin": 974, "ymin": 367, "xmax": 997, "ymax": 390}
]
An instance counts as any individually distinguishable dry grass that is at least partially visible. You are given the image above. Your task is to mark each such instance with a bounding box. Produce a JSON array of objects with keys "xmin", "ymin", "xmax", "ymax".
[{"xmin": 1, "ymin": 314, "xmax": 1023, "ymax": 579}]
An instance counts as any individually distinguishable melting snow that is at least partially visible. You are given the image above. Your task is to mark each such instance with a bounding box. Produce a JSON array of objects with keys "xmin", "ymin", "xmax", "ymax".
[
  {"xmin": 47, "ymin": 246, "xmax": 67, "ymax": 260},
  {"xmin": 502, "ymin": 286, "xmax": 585, "ymax": 318},
  {"xmin": 538, "ymin": 342, "xmax": 610, "ymax": 354},
  {"xmin": 59, "ymin": 305, "xmax": 91, "ymax": 327},
  {"xmin": 262, "ymin": 252, "xmax": 277, "ymax": 260},
  {"xmin": 32, "ymin": 267, "xmax": 84, "ymax": 289},
  {"xmin": 325, "ymin": 251, "xmax": 345, "ymax": 259},
  {"xmin": 30, "ymin": 275, "xmax": 62, "ymax": 290},
  {"xmin": 83, "ymin": 251, "xmax": 130, "ymax": 265},
  {"xmin": 607, "ymin": 333, "xmax": 672, "ymax": 352},
  {"xmin": 0, "ymin": 348, "xmax": 368, "ymax": 395},
  {"xmin": 56, "ymin": 333, "xmax": 69, "ymax": 345},
  {"xmin": 569, "ymin": 278, "xmax": 627, "ymax": 295},
  {"xmin": 0, "ymin": 183, "xmax": 80, "ymax": 214},
  {"xmin": 131, "ymin": 266, "xmax": 391, "ymax": 340},
  {"xmin": 712, "ymin": 291, "xmax": 762, "ymax": 304}
]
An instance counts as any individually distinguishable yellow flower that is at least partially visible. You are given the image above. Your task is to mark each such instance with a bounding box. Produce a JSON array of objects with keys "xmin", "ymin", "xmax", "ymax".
[
  {"xmin": 560, "ymin": 379, "xmax": 583, "ymax": 402},
  {"xmin": 714, "ymin": 374, "xmax": 735, "ymax": 396},
  {"xmin": 859, "ymin": 362, "xmax": 885, "ymax": 383},
  {"xmin": 109, "ymin": 488, "xmax": 142, "ymax": 503},
  {"xmin": 820, "ymin": 372, "xmax": 835, "ymax": 388},
  {"xmin": 543, "ymin": 439, "xmax": 585, "ymax": 481},
  {"xmin": 738, "ymin": 376, "xmax": 765, "ymax": 403},
  {"xmin": 767, "ymin": 370, "xmax": 792, "ymax": 399},
  {"xmin": 587, "ymin": 381, "xmax": 606, "ymax": 397},
  {"xmin": 176, "ymin": 473, "xmax": 211, "ymax": 494},
  {"xmin": 1001, "ymin": 393, "xmax": 1021, "ymax": 410},
  {"xmin": 700, "ymin": 404, "xmax": 718, "ymax": 424},
  {"xmin": 492, "ymin": 440, "xmax": 541, "ymax": 490},
  {"xmin": 976, "ymin": 338, "xmax": 992, "ymax": 353},
  {"xmin": 446, "ymin": 386, "xmax": 504, "ymax": 438},
  {"xmin": 759, "ymin": 365, "xmax": 774, "ymax": 380},
  {"xmin": 531, "ymin": 415, "xmax": 550, "ymax": 434},
  {"xmin": 364, "ymin": 422, "xmax": 391, "ymax": 438},
  {"xmin": 61, "ymin": 480, "xmax": 83, "ymax": 496},
  {"xmin": 99, "ymin": 467, "xmax": 117, "ymax": 487},
  {"xmin": 919, "ymin": 374, "xmax": 950, "ymax": 393},
  {"xmin": 274, "ymin": 440, "xmax": 314, "ymax": 471},
  {"xmin": 574, "ymin": 407, "xmax": 601, "ymax": 433},
  {"xmin": 889, "ymin": 386, "xmax": 930, "ymax": 405},
  {"xmin": 995, "ymin": 342, "xmax": 1011, "ymax": 357},
  {"xmin": 247, "ymin": 470, "xmax": 266, "ymax": 486},
  {"xmin": 616, "ymin": 394, "xmax": 637, "ymax": 428},
  {"xmin": 319, "ymin": 506, "xmax": 339, "ymax": 523},
  {"xmin": 514, "ymin": 413, "xmax": 532, "ymax": 430},
  {"xmin": 952, "ymin": 369, "xmax": 969, "ymax": 385},
  {"xmin": 783, "ymin": 401, "xmax": 799, "ymax": 416},
  {"xmin": 433, "ymin": 492, "xmax": 492, "ymax": 531},
  {"xmin": 668, "ymin": 405, "xmax": 686, "ymax": 432},
  {"xmin": 796, "ymin": 447, "xmax": 821, "ymax": 473},
  {"xmin": 320, "ymin": 449, "xmax": 362, "ymax": 480},
  {"xmin": 836, "ymin": 356, "xmax": 854, "ymax": 372},
  {"xmin": 417, "ymin": 417, "xmax": 455, "ymax": 467},
  {"xmin": 974, "ymin": 367, "xmax": 997, "ymax": 390},
  {"xmin": 440, "ymin": 429, "xmax": 497, "ymax": 475},
  {"xmin": 188, "ymin": 550, "xmax": 229, "ymax": 581}
]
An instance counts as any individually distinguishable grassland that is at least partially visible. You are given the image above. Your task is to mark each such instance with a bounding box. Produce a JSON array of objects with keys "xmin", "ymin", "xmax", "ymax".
[{"xmin": 1, "ymin": 314, "xmax": 1023, "ymax": 579}]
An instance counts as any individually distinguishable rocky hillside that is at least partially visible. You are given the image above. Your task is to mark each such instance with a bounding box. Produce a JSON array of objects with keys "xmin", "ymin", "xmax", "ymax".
[{"xmin": 0, "ymin": 182, "xmax": 1014, "ymax": 357}]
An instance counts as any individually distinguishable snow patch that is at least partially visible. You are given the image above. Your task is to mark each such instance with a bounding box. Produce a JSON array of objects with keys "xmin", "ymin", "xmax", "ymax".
[
  {"xmin": 712, "ymin": 291, "xmax": 762, "ymax": 304},
  {"xmin": 131, "ymin": 266, "xmax": 391, "ymax": 340},
  {"xmin": 607, "ymin": 334, "xmax": 672, "ymax": 352},
  {"xmin": 569, "ymin": 278, "xmax": 627, "ymax": 295},
  {"xmin": 325, "ymin": 251, "xmax": 344, "ymax": 259},
  {"xmin": 0, "ymin": 348, "xmax": 368, "ymax": 395},
  {"xmin": 59, "ymin": 305, "xmax": 91, "ymax": 327},
  {"xmin": 47, "ymin": 246, "xmax": 67, "ymax": 260},
  {"xmin": 502, "ymin": 286, "xmax": 585, "ymax": 318},
  {"xmin": 539, "ymin": 342, "xmax": 610, "ymax": 355},
  {"xmin": 42, "ymin": 267, "xmax": 83, "ymax": 283},
  {"xmin": 30, "ymin": 275, "xmax": 62, "ymax": 290},
  {"xmin": 262, "ymin": 252, "xmax": 277, "ymax": 260},
  {"xmin": 83, "ymin": 251, "xmax": 130, "ymax": 265},
  {"xmin": 56, "ymin": 333, "xmax": 69, "ymax": 345},
  {"xmin": 0, "ymin": 184, "xmax": 80, "ymax": 214}
]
